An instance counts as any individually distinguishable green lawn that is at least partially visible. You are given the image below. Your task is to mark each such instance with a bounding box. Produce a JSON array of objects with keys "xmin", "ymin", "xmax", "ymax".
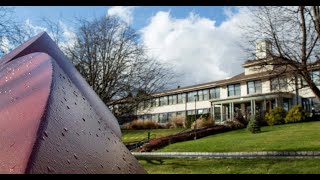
[
  {"xmin": 158, "ymin": 121, "xmax": 320, "ymax": 152},
  {"xmin": 139, "ymin": 158, "xmax": 320, "ymax": 174},
  {"xmin": 121, "ymin": 128, "xmax": 187, "ymax": 144}
]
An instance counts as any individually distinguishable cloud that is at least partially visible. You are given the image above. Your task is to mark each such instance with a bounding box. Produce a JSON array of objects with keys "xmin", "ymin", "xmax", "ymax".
[
  {"xmin": 107, "ymin": 6, "xmax": 136, "ymax": 24},
  {"xmin": 140, "ymin": 7, "xmax": 252, "ymax": 87},
  {"xmin": 58, "ymin": 21, "xmax": 77, "ymax": 50},
  {"xmin": 24, "ymin": 19, "xmax": 76, "ymax": 50},
  {"xmin": 25, "ymin": 18, "xmax": 48, "ymax": 35},
  {"xmin": 0, "ymin": 36, "xmax": 11, "ymax": 54}
]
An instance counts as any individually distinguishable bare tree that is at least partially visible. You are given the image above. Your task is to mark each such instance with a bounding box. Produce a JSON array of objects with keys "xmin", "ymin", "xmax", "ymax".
[
  {"xmin": 241, "ymin": 6, "xmax": 320, "ymax": 100},
  {"xmin": 65, "ymin": 16, "xmax": 175, "ymax": 118},
  {"xmin": 0, "ymin": 7, "xmax": 28, "ymax": 57}
]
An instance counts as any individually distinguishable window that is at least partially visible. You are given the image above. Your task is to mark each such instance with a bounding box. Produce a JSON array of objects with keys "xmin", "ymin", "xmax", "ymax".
[
  {"xmin": 168, "ymin": 95, "xmax": 177, "ymax": 105},
  {"xmin": 197, "ymin": 109, "xmax": 209, "ymax": 115},
  {"xmin": 177, "ymin": 93, "xmax": 186, "ymax": 104},
  {"xmin": 187, "ymin": 91, "xmax": 197, "ymax": 102},
  {"xmin": 152, "ymin": 98, "xmax": 159, "ymax": 107},
  {"xmin": 300, "ymin": 76, "xmax": 308, "ymax": 88},
  {"xmin": 168, "ymin": 112, "xmax": 176, "ymax": 120},
  {"xmin": 198, "ymin": 90, "xmax": 203, "ymax": 101},
  {"xmin": 310, "ymin": 70, "xmax": 320, "ymax": 85},
  {"xmin": 159, "ymin": 96, "xmax": 168, "ymax": 106},
  {"xmin": 228, "ymin": 84, "xmax": 241, "ymax": 96},
  {"xmin": 247, "ymin": 80, "xmax": 262, "ymax": 94},
  {"xmin": 187, "ymin": 110, "xmax": 195, "ymax": 115},
  {"xmin": 176, "ymin": 111, "xmax": 186, "ymax": 117},
  {"xmin": 151, "ymin": 114, "xmax": 159, "ymax": 122},
  {"xmin": 159, "ymin": 113, "xmax": 168, "ymax": 123},
  {"xmin": 271, "ymin": 76, "xmax": 287, "ymax": 91},
  {"xmin": 210, "ymin": 87, "xmax": 220, "ymax": 99},
  {"xmin": 198, "ymin": 89, "xmax": 209, "ymax": 101}
]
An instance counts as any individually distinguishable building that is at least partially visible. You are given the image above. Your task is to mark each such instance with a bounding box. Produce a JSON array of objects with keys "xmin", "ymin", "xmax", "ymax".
[{"xmin": 135, "ymin": 40, "xmax": 320, "ymax": 124}]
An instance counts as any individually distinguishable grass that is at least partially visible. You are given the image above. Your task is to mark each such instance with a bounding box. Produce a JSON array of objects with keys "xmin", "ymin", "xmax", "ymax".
[
  {"xmin": 157, "ymin": 121, "xmax": 320, "ymax": 152},
  {"xmin": 121, "ymin": 128, "xmax": 187, "ymax": 144},
  {"xmin": 138, "ymin": 158, "xmax": 320, "ymax": 174}
]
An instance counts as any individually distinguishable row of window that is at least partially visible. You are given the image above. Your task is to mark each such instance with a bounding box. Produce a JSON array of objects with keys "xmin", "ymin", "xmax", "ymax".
[
  {"xmin": 148, "ymin": 87, "xmax": 220, "ymax": 107},
  {"xmin": 138, "ymin": 108, "xmax": 211, "ymax": 123},
  {"xmin": 140, "ymin": 78, "xmax": 289, "ymax": 109}
]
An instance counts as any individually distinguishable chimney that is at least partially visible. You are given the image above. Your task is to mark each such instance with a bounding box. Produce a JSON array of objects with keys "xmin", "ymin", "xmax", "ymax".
[{"xmin": 255, "ymin": 39, "xmax": 272, "ymax": 59}]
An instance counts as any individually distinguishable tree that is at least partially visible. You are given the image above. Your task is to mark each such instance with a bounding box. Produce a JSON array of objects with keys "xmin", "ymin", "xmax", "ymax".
[
  {"xmin": 241, "ymin": 6, "xmax": 320, "ymax": 100},
  {"xmin": 0, "ymin": 7, "xmax": 29, "ymax": 57},
  {"xmin": 65, "ymin": 16, "xmax": 175, "ymax": 117}
]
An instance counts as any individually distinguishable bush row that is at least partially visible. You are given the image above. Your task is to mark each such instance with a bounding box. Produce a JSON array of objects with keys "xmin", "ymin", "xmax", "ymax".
[{"xmin": 265, "ymin": 105, "xmax": 309, "ymax": 126}]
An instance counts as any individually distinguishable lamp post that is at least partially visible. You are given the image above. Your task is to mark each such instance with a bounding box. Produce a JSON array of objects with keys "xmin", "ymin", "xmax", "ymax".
[{"xmin": 194, "ymin": 94, "xmax": 198, "ymax": 140}]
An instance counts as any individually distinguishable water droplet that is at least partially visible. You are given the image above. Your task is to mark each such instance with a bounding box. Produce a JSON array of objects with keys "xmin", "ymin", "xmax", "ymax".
[
  {"xmin": 44, "ymin": 131, "xmax": 48, "ymax": 137},
  {"xmin": 9, "ymin": 165, "xmax": 16, "ymax": 172},
  {"xmin": 47, "ymin": 166, "xmax": 54, "ymax": 173},
  {"xmin": 64, "ymin": 128, "xmax": 68, "ymax": 132},
  {"xmin": 74, "ymin": 154, "xmax": 78, "ymax": 159},
  {"xmin": 10, "ymin": 142, "xmax": 15, "ymax": 148},
  {"xmin": 10, "ymin": 97, "xmax": 17, "ymax": 102}
]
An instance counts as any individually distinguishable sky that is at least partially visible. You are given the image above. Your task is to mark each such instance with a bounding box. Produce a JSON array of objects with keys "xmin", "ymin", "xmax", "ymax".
[{"xmin": 12, "ymin": 6, "xmax": 252, "ymax": 89}]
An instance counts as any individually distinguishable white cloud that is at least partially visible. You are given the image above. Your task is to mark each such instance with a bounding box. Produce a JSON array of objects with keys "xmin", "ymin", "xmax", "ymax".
[
  {"xmin": 25, "ymin": 18, "xmax": 48, "ymax": 35},
  {"xmin": 0, "ymin": 36, "xmax": 11, "ymax": 54},
  {"xmin": 107, "ymin": 6, "xmax": 136, "ymax": 24},
  {"xmin": 58, "ymin": 21, "xmax": 77, "ymax": 50},
  {"xmin": 140, "ymin": 7, "xmax": 252, "ymax": 87},
  {"xmin": 24, "ymin": 19, "xmax": 76, "ymax": 50}
]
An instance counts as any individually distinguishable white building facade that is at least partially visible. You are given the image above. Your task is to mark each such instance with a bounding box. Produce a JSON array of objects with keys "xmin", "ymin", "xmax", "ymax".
[{"xmin": 135, "ymin": 41, "xmax": 320, "ymax": 124}]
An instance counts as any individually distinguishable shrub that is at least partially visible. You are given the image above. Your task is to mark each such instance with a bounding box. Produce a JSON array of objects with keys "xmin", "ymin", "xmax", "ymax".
[
  {"xmin": 247, "ymin": 116, "xmax": 261, "ymax": 133},
  {"xmin": 191, "ymin": 115, "xmax": 215, "ymax": 129},
  {"xmin": 224, "ymin": 119, "xmax": 246, "ymax": 129},
  {"xmin": 285, "ymin": 105, "xmax": 308, "ymax": 123},
  {"xmin": 234, "ymin": 108, "xmax": 248, "ymax": 126},
  {"xmin": 124, "ymin": 119, "xmax": 160, "ymax": 130},
  {"xmin": 265, "ymin": 106, "xmax": 286, "ymax": 126},
  {"xmin": 168, "ymin": 116, "xmax": 186, "ymax": 128}
]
